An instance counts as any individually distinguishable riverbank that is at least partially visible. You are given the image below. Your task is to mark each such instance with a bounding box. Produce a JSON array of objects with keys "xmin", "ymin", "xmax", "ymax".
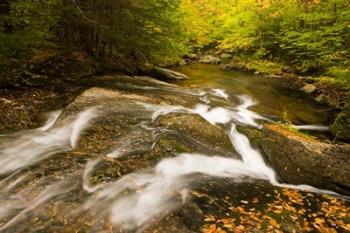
[{"xmin": 188, "ymin": 53, "xmax": 349, "ymax": 108}]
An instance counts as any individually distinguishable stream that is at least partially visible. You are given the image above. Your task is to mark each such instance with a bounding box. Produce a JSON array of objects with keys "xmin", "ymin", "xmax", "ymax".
[{"xmin": 0, "ymin": 64, "xmax": 349, "ymax": 232}]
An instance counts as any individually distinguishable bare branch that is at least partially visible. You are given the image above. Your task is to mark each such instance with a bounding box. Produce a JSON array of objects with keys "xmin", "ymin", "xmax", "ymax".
[{"xmin": 71, "ymin": 0, "xmax": 97, "ymax": 24}]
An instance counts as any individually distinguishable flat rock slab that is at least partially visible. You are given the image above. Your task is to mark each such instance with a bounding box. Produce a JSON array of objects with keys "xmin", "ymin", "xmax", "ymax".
[{"xmin": 262, "ymin": 124, "xmax": 350, "ymax": 193}]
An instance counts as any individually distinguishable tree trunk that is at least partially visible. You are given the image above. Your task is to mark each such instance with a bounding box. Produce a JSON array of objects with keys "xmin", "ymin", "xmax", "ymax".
[
  {"xmin": 257, "ymin": 0, "xmax": 264, "ymax": 49},
  {"xmin": 0, "ymin": 0, "xmax": 12, "ymax": 33}
]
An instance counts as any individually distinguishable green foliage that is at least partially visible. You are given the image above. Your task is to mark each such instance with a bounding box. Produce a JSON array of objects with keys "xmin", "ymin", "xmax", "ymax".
[
  {"xmin": 93, "ymin": 0, "xmax": 188, "ymax": 64},
  {"xmin": 0, "ymin": 0, "xmax": 60, "ymax": 63},
  {"xmin": 1, "ymin": 0, "xmax": 350, "ymax": 77},
  {"xmin": 321, "ymin": 67, "xmax": 350, "ymax": 90},
  {"xmin": 182, "ymin": 0, "xmax": 350, "ymax": 76},
  {"xmin": 276, "ymin": 0, "xmax": 350, "ymax": 73},
  {"xmin": 0, "ymin": 0, "xmax": 188, "ymax": 65}
]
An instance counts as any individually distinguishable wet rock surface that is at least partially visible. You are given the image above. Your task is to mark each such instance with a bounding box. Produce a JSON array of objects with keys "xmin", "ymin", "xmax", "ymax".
[
  {"xmin": 157, "ymin": 114, "xmax": 236, "ymax": 157},
  {"xmin": 0, "ymin": 69, "xmax": 349, "ymax": 233},
  {"xmin": 262, "ymin": 124, "xmax": 350, "ymax": 194}
]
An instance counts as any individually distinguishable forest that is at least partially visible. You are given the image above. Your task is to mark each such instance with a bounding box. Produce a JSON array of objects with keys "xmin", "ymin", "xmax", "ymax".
[
  {"xmin": 1, "ymin": 0, "xmax": 350, "ymax": 76},
  {"xmin": 1, "ymin": 1, "xmax": 350, "ymax": 232}
]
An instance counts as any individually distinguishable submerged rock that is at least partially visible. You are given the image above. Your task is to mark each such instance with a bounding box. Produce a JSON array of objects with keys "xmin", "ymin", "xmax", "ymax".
[
  {"xmin": 220, "ymin": 53, "xmax": 233, "ymax": 59},
  {"xmin": 198, "ymin": 55, "xmax": 221, "ymax": 64},
  {"xmin": 261, "ymin": 124, "xmax": 350, "ymax": 194},
  {"xmin": 219, "ymin": 63, "xmax": 244, "ymax": 71},
  {"xmin": 301, "ymin": 84, "xmax": 317, "ymax": 94}
]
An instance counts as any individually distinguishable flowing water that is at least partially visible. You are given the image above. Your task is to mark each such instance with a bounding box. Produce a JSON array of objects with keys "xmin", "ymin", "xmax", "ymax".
[
  {"xmin": 0, "ymin": 65, "xmax": 348, "ymax": 232},
  {"xmin": 175, "ymin": 64, "xmax": 334, "ymax": 126}
]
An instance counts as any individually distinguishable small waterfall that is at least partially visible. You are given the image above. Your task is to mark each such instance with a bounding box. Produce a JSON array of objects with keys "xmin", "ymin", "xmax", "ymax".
[
  {"xmin": 38, "ymin": 110, "xmax": 62, "ymax": 131},
  {"xmin": 229, "ymin": 124, "xmax": 277, "ymax": 183}
]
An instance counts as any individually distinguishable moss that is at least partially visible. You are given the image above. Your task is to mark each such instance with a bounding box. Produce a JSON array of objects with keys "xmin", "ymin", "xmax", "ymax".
[
  {"xmin": 268, "ymin": 124, "xmax": 318, "ymax": 143},
  {"xmin": 279, "ymin": 124, "xmax": 313, "ymax": 138},
  {"xmin": 157, "ymin": 138, "xmax": 190, "ymax": 153},
  {"xmin": 248, "ymin": 59, "xmax": 284, "ymax": 75},
  {"xmin": 90, "ymin": 161, "xmax": 120, "ymax": 185}
]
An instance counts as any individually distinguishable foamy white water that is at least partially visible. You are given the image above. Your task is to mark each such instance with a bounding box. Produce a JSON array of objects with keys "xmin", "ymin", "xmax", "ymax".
[
  {"xmin": 38, "ymin": 110, "xmax": 62, "ymax": 131},
  {"xmin": 229, "ymin": 124, "xmax": 277, "ymax": 183},
  {"xmin": 211, "ymin": 88, "xmax": 229, "ymax": 99},
  {"xmin": 235, "ymin": 95, "xmax": 270, "ymax": 128},
  {"xmin": 0, "ymin": 108, "xmax": 98, "ymax": 175},
  {"xmin": 140, "ymin": 103, "xmax": 189, "ymax": 122},
  {"xmin": 141, "ymin": 94, "xmax": 269, "ymax": 128},
  {"xmin": 83, "ymin": 158, "xmax": 103, "ymax": 193},
  {"xmin": 193, "ymin": 104, "xmax": 233, "ymax": 124}
]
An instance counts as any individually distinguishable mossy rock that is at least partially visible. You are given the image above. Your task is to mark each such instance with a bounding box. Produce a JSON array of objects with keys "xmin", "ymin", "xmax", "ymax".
[
  {"xmin": 156, "ymin": 113, "xmax": 237, "ymax": 158},
  {"xmin": 331, "ymin": 108, "xmax": 350, "ymax": 142},
  {"xmin": 262, "ymin": 124, "xmax": 350, "ymax": 194}
]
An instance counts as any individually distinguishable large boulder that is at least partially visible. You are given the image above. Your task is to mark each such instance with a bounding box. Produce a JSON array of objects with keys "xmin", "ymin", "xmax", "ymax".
[{"xmin": 261, "ymin": 124, "xmax": 350, "ymax": 194}]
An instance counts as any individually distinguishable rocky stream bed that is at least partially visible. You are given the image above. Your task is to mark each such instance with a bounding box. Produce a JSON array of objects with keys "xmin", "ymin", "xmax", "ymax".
[{"xmin": 0, "ymin": 65, "xmax": 349, "ymax": 233}]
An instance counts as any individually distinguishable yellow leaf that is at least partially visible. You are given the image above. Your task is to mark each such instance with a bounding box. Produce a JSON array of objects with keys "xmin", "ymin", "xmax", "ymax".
[
  {"xmin": 204, "ymin": 224, "xmax": 217, "ymax": 233},
  {"xmin": 315, "ymin": 218, "xmax": 325, "ymax": 225},
  {"xmin": 269, "ymin": 219, "xmax": 280, "ymax": 228}
]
